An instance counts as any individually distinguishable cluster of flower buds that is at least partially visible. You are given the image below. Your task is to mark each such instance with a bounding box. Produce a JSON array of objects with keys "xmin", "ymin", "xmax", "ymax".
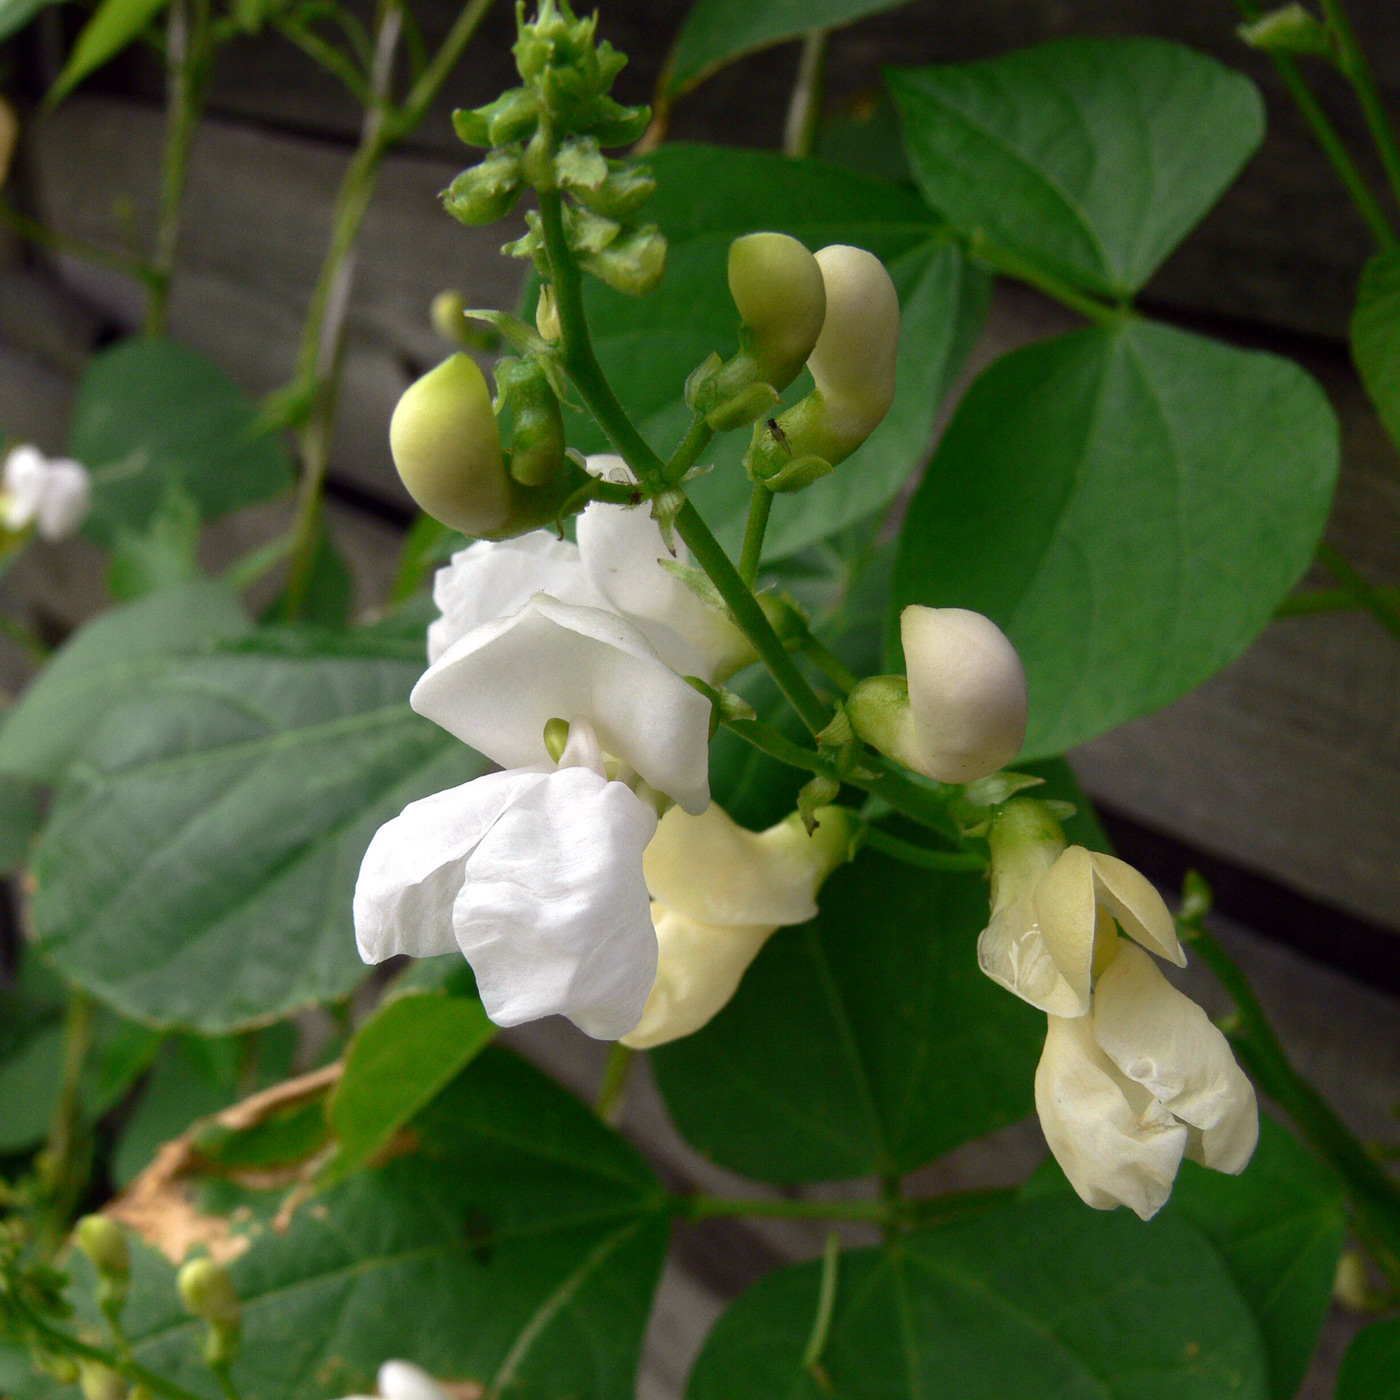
[
  {"xmin": 444, "ymin": 1, "xmax": 663, "ymax": 297},
  {"xmin": 1, "ymin": 444, "xmax": 91, "ymax": 543},
  {"xmin": 847, "ymin": 605, "xmax": 1029, "ymax": 784},
  {"xmin": 355, "ymin": 456, "xmax": 844, "ymax": 1041},
  {"xmin": 389, "ymin": 351, "xmax": 590, "ymax": 540},
  {"xmin": 978, "ymin": 798, "xmax": 1258, "ymax": 1218}
]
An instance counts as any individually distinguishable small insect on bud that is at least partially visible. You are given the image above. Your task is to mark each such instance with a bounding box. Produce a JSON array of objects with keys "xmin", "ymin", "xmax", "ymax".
[
  {"xmin": 847, "ymin": 607, "xmax": 1027, "ymax": 785},
  {"xmin": 177, "ymin": 1258, "xmax": 241, "ymax": 1326},
  {"xmin": 390, "ymin": 354, "xmax": 511, "ymax": 537},
  {"xmin": 76, "ymin": 1215, "xmax": 129, "ymax": 1280}
]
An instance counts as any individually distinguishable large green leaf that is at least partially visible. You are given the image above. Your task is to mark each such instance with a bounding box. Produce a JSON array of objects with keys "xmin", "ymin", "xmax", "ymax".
[
  {"xmin": 891, "ymin": 320, "xmax": 1339, "ymax": 759},
  {"xmin": 0, "ymin": 579, "xmax": 251, "ymax": 785},
  {"xmin": 1350, "ymin": 249, "xmax": 1400, "ymax": 453},
  {"xmin": 888, "ymin": 39, "xmax": 1264, "ymax": 299},
  {"xmin": 326, "ymin": 990, "xmax": 495, "ymax": 1180},
  {"xmin": 31, "ymin": 647, "xmax": 483, "ymax": 1032},
  {"xmin": 69, "ymin": 339, "xmax": 292, "ymax": 543},
  {"xmin": 688, "ymin": 1196, "xmax": 1269, "ymax": 1398},
  {"xmin": 651, "ymin": 849, "xmax": 1042, "ymax": 1181},
  {"xmin": 664, "ymin": 0, "xmax": 912, "ymax": 96},
  {"xmin": 49, "ymin": 0, "xmax": 172, "ymax": 102},
  {"xmin": 575, "ymin": 144, "xmax": 989, "ymax": 562},
  {"xmin": 22, "ymin": 1048, "xmax": 669, "ymax": 1400},
  {"xmin": 1338, "ymin": 1318, "xmax": 1400, "ymax": 1400}
]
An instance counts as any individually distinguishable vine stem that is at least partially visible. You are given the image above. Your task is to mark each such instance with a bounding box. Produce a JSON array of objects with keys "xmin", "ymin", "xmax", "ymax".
[
  {"xmin": 968, "ymin": 231, "xmax": 1126, "ymax": 323},
  {"xmin": 1317, "ymin": 0, "xmax": 1400, "ymax": 212},
  {"xmin": 783, "ymin": 28, "xmax": 828, "ymax": 159},
  {"xmin": 737, "ymin": 482, "xmax": 772, "ymax": 587},
  {"xmin": 1230, "ymin": 0, "xmax": 1398, "ymax": 249},
  {"xmin": 1188, "ymin": 925, "xmax": 1400, "ymax": 1285},
  {"xmin": 145, "ymin": 0, "xmax": 214, "ymax": 335},
  {"xmin": 1316, "ymin": 541, "xmax": 1400, "ymax": 643},
  {"xmin": 594, "ymin": 1043, "xmax": 633, "ymax": 1125},
  {"xmin": 1274, "ymin": 583, "xmax": 1400, "ymax": 618},
  {"xmin": 39, "ymin": 989, "xmax": 94, "ymax": 1256}
]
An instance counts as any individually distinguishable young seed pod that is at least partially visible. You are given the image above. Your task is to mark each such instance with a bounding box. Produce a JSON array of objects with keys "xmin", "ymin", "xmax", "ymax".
[
  {"xmin": 688, "ymin": 233, "xmax": 826, "ymax": 424},
  {"xmin": 390, "ymin": 354, "xmax": 511, "ymax": 536},
  {"xmin": 744, "ymin": 244, "xmax": 900, "ymax": 482},
  {"xmin": 847, "ymin": 607, "xmax": 1027, "ymax": 784}
]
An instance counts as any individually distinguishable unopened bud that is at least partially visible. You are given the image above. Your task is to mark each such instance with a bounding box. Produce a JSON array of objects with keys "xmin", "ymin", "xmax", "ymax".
[
  {"xmin": 452, "ymin": 88, "xmax": 539, "ymax": 148},
  {"xmin": 689, "ymin": 234, "xmax": 827, "ymax": 425},
  {"xmin": 430, "ymin": 291, "xmax": 468, "ymax": 345},
  {"xmin": 579, "ymin": 224, "xmax": 666, "ymax": 296},
  {"xmin": 1239, "ymin": 3, "xmax": 1333, "ymax": 56},
  {"xmin": 177, "ymin": 1258, "xmax": 241, "ymax": 1326},
  {"xmin": 494, "ymin": 356, "xmax": 567, "ymax": 487},
  {"xmin": 78, "ymin": 1362, "xmax": 127, "ymax": 1400},
  {"xmin": 744, "ymin": 244, "xmax": 899, "ymax": 481},
  {"xmin": 1334, "ymin": 1250, "xmax": 1377, "ymax": 1310},
  {"xmin": 390, "ymin": 354, "xmax": 510, "ymax": 537},
  {"xmin": 76, "ymin": 1215, "xmax": 129, "ymax": 1281},
  {"xmin": 535, "ymin": 287, "xmax": 562, "ymax": 342},
  {"xmin": 442, "ymin": 148, "xmax": 524, "ymax": 226},
  {"xmin": 847, "ymin": 608, "xmax": 1027, "ymax": 784}
]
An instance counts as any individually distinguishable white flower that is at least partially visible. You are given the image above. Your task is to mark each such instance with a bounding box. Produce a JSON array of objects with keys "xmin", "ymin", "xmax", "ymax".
[
  {"xmin": 621, "ymin": 802, "xmax": 855, "ymax": 1048},
  {"xmin": 339, "ymin": 1359, "xmax": 452, "ymax": 1400},
  {"xmin": 977, "ymin": 801, "xmax": 1258, "ymax": 1220},
  {"xmin": 412, "ymin": 592, "xmax": 712, "ymax": 815},
  {"xmin": 2, "ymin": 445, "xmax": 91, "ymax": 541},
  {"xmin": 355, "ymin": 719, "xmax": 659, "ymax": 1039}
]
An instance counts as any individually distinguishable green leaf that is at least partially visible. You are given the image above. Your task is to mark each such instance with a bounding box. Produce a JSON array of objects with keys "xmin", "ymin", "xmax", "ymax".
[
  {"xmin": 31, "ymin": 647, "xmax": 484, "ymax": 1031},
  {"xmin": 688, "ymin": 1196, "xmax": 1269, "ymax": 1399},
  {"xmin": 891, "ymin": 320, "xmax": 1339, "ymax": 759},
  {"xmin": 108, "ymin": 482, "xmax": 202, "ymax": 601},
  {"xmin": 69, "ymin": 339, "xmax": 292, "ymax": 544},
  {"xmin": 49, "ymin": 0, "xmax": 173, "ymax": 102},
  {"xmin": 1350, "ymin": 249, "xmax": 1400, "ymax": 453},
  {"xmin": 0, "ymin": 0, "xmax": 62, "ymax": 44},
  {"xmin": 1338, "ymin": 1318, "xmax": 1400, "ymax": 1400},
  {"xmin": 262, "ymin": 528, "xmax": 356, "ymax": 628},
  {"xmin": 326, "ymin": 991, "xmax": 495, "ymax": 1180},
  {"xmin": 664, "ymin": 0, "xmax": 913, "ymax": 96},
  {"xmin": 0, "ymin": 773, "xmax": 42, "ymax": 872},
  {"xmin": 651, "ymin": 849, "xmax": 1042, "ymax": 1181},
  {"xmin": 0, "ymin": 579, "xmax": 251, "ymax": 784},
  {"xmin": 25, "ymin": 1049, "xmax": 668, "ymax": 1400},
  {"xmin": 573, "ymin": 144, "xmax": 989, "ymax": 562},
  {"xmin": 0, "ymin": 1020, "xmax": 64, "ymax": 1153},
  {"xmin": 888, "ymin": 39, "xmax": 1265, "ymax": 298},
  {"xmin": 1171, "ymin": 1118, "xmax": 1346, "ymax": 1400}
]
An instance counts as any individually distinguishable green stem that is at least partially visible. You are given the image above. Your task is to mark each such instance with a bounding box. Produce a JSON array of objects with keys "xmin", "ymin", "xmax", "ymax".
[
  {"xmin": 1231, "ymin": 0, "xmax": 1398, "ymax": 249},
  {"xmin": 1274, "ymin": 584, "xmax": 1400, "ymax": 617},
  {"xmin": 392, "ymin": 0, "xmax": 497, "ymax": 138},
  {"xmin": 0, "ymin": 198, "xmax": 150, "ymax": 281},
  {"xmin": 969, "ymin": 231, "xmax": 1127, "ymax": 323},
  {"xmin": 220, "ymin": 532, "xmax": 297, "ymax": 591},
  {"xmin": 783, "ymin": 28, "xmax": 828, "ymax": 159},
  {"xmin": 862, "ymin": 826, "xmax": 986, "ymax": 873},
  {"xmin": 665, "ymin": 414, "xmax": 714, "ymax": 484},
  {"xmin": 146, "ymin": 0, "xmax": 214, "ymax": 336},
  {"xmin": 801, "ymin": 1232, "xmax": 841, "ymax": 1371},
  {"xmin": 738, "ymin": 482, "xmax": 772, "ymax": 587},
  {"xmin": 594, "ymin": 1042, "xmax": 633, "ymax": 1125},
  {"xmin": 676, "ymin": 1193, "xmax": 894, "ymax": 1225},
  {"xmin": 1318, "ymin": 0, "xmax": 1400, "ymax": 212},
  {"xmin": 1189, "ymin": 927, "xmax": 1400, "ymax": 1284},
  {"xmin": 39, "ymin": 989, "xmax": 94, "ymax": 1255},
  {"xmin": 210, "ymin": 1358, "xmax": 243, "ymax": 1400},
  {"xmin": 271, "ymin": 15, "xmax": 374, "ymax": 105},
  {"xmin": 1316, "ymin": 541, "xmax": 1400, "ymax": 642},
  {"xmin": 799, "ymin": 634, "xmax": 859, "ymax": 694}
]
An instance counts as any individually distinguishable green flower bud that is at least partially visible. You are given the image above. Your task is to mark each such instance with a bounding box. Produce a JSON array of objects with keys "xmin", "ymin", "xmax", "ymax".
[
  {"xmin": 452, "ymin": 88, "xmax": 538, "ymax": 148},
  {"xmin": 390, "ymin": 355, "xmax": 511, "ymax": 537},
  {"xmin": 579, "ymin": 224, "xmax": 666, "ymax": 296},
  {"xmin": 75, "ymin": 1216, "xmax": 129, "ymax": 1281},
  {"xmin": 431, "ymin": 291, "xmax": 468, "ymax": 345},
  {"xmin": 493, "ymin": 356, "xmax": 567, "ymax": 487},
  {"xmin": 744, "ymin": 244, "xmax": 899, "ymax": 482},
  {"xmin": 573, "ymin": 160, "xmax": 656, "ymax": 220},
  {"xmin": 177, "ymin": 1258, "xmax": 241, "ymax": 1325},
  {"xmin": 1238, "ymin": 3, "xmax": 1334, "ymax": 56},
  {"xmin": 442, "ymin": 147, "xmax": 524, "ymax": 226},
  {"xmin": 689, "ymin": 233, "xmax": 827, "ymax": 426},
  {"xmin": 78, "ymin": 1361, "xmax": 127, "ymax": 1400},
  {"xmin": 535, "ymin": 287, "xmax": 561, "ymax": 342},
  {"xmin": 580, "ymin": 95, "xmax": 651, "ymax": 147}
]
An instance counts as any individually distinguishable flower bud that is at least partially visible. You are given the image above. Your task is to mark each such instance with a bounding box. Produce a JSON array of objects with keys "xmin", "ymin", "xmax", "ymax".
[
  {"xmin": 493, "ymin": 356, "xmax": 567, "ymax": 487},
  {"xmin": 1239, "ymin": 3, "xmax": 1333, "ymax": 56},
  {"xmin": 177, "ymin": 1258, "xmax": 240, "ymax": 1326},
  {"xmin": 743, "ymin": 244, "xmax": 899, "ymax": 482},
  {"xmin": 78, "ymin": 1361, "xmax": 127, "ymax": 1400},
  {"xmin": 579, "ymin": 224, "xmax": 666, "ymax": 296},
  {"xmin": 390, "ymin": 354, "xmax": 510, "ymax": 537},
  {"xmin": 849, "ymin": 607, "xmax": 1027, "ymax": 784},
  {"xmin": 441, "ymin": 147, "xmax": 524, "ymax": 226},
  {"xmin": 76, "ymin": 1215, "xmax": 129, "ymax": 1281},
  {"xmin": 535, "ymin": 287, "xmax": 562, "ymax": 342},
  {"xmin": 430, "ymin": 291, "xmax": 468, "ymax": 345},
  {"xmin": 688, "ymin": 234, "xmax": 827, "ymax": 425}
]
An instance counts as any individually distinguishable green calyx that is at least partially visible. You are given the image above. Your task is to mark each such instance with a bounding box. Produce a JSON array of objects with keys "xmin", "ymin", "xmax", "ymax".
[{"xmin": 493, "ymin": 355, "xmax": 568, "ymax": 487}]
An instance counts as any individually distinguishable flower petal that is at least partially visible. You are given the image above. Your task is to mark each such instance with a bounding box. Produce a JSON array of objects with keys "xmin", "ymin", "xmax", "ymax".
[
  {"xmin": 377, "ymin": 1361, "xmax": 452, "ymax": 1400},
  {"xmin": 1092, "ymin": 944, "xmax": 1258, "ymax": 1175},
  {"xmin": 644, "ymin": 803, "xmax": 833, "ymax": 927},
  {"xmin": 453, "ymin": 766, "xmax": 659, "ymax": 1039},
  {"xmin": 32, "ymin": 457, "xmax": 90, "ymax": 541},
  {"xmin": 412, "ymin": 594, "xmax": 712, "ymax": 813},
  {"xmin": 1030, "ymin": 845, "xmax": 1099, "ymax": 1013},
  {"xmin": 977, "ymin": 896, "xmax": 1088, "ymax": 1017},
  {"xmin": 1036, "ymin": 1012, "xmax": 1188, "ymax": 1221},
  {"xmin": 353, "ymin": 768, "xmax": 549, "ymax": 963},
  {"xmin": 3, "ymin": 445, "xmax": 49, "ymax": 530},
  {"xmin": 620, "ymin": 903, "xmax": 775, "ymax": 1049},
  {"xmin": 576, "ymin": 501, "xmax": 745, "ymax": 681},
  {"xmin": 426, "ymin": 533, "xmax": 604, "ymax": 663},
  {"xmin": 1088, "ymin": 852, "xmax": 1185, "ymax": 966}
]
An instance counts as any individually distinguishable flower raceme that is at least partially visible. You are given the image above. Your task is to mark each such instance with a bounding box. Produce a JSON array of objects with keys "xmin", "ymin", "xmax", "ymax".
[
  {"xmin": 1, "ymin": 444, "xmax": 91, "ymax": 542},
  {"xmin": 978, "ymin": 800, "xmax": 1258, "ymax": 1220}
]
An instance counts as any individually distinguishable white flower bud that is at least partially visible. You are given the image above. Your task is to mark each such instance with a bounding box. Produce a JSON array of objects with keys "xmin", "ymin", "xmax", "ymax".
[
  {"xmin": 378, "ymin": 1360, "xmax": 454, "ymax": 1400},
  {"xmin": 725, "ymin": 232, "xmax": 827, "ymax": 393},
  {"xmin": 389, "ymin": 354, "xmax": 510, "ymax": 537},
  {"xmin": 2, "ymin": 444, "xmax": 91, "ymax": 541}
]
